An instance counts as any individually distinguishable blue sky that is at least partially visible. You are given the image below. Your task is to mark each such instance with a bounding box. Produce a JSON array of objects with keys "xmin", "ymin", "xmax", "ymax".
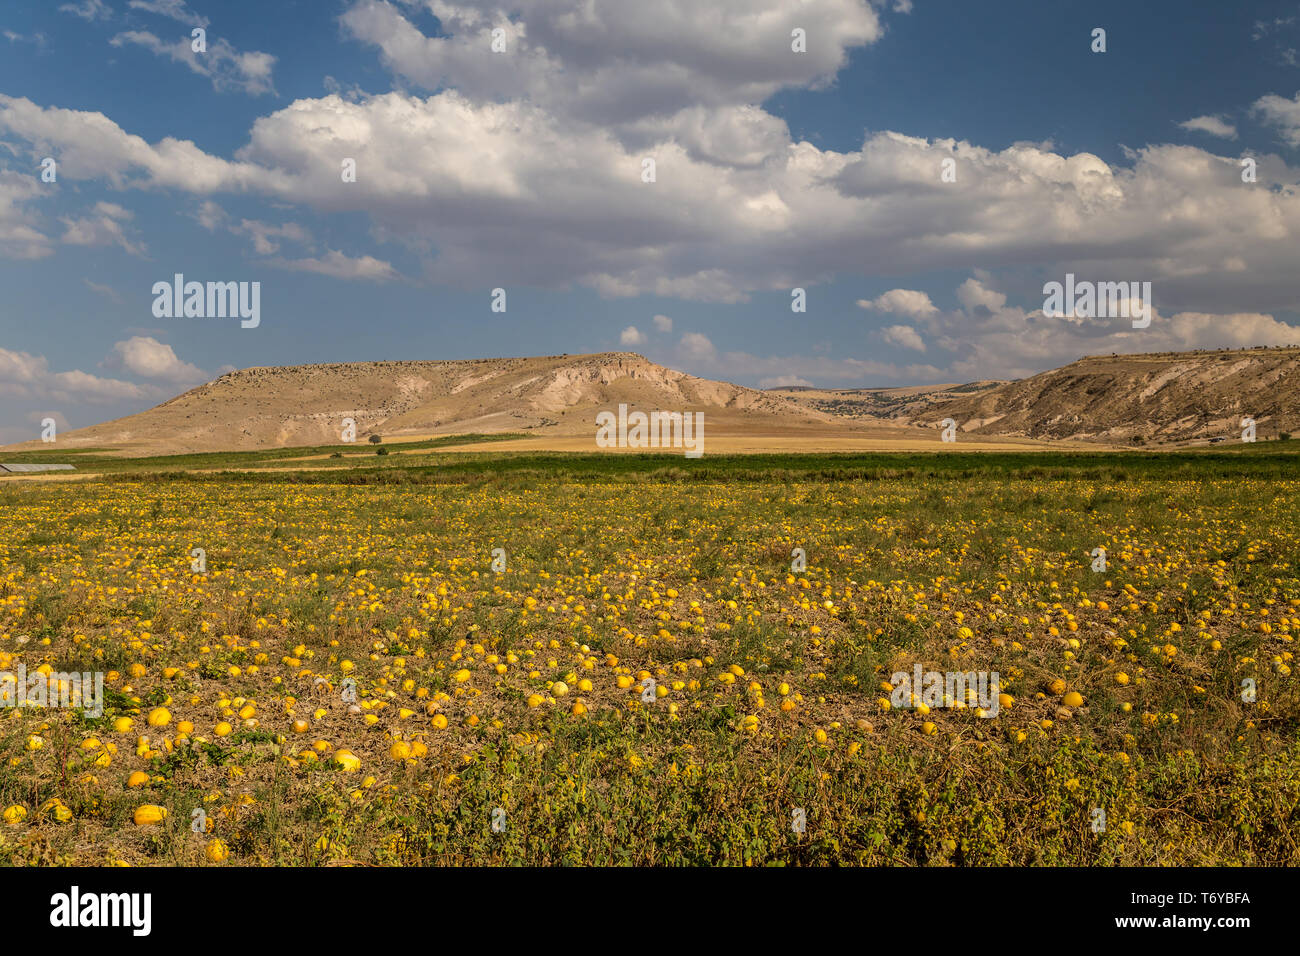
[{"xmin": 2, "ymin": 0, "xmax": 1299, "ymax": 441}]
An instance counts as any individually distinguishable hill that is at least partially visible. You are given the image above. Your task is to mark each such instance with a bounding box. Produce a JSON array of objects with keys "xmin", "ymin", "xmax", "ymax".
[
  {"xmin": 773, "ymin": 347, "xmax": 1300, "ymax": 445},
  {"xmin": 12, "ymin": 352, "xmax": 869, "ymax": 456},
  {"xmin": 912, "ymin": 348, "xmax": 1300, "ymax": 444}
]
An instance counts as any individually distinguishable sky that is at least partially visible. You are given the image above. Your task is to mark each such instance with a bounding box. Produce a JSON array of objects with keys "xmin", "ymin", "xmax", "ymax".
[{"xmin": 1, "ymin": 0, "xmax": 1299, "ymax": 441}]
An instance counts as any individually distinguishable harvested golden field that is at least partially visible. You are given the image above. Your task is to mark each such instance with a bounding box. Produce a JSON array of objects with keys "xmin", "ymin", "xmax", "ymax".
[{"xmin": 1, "ymin": 454, "xmax": 1298, "ymax": 865}]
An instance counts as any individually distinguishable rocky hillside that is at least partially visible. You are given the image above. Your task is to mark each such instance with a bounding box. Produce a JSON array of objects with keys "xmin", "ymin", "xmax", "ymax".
[
  {"xmin": 912, "ymin": 348, "xmax": 1300, "ymax": 444},
  {"xmin": 20, "ymin": 352, "xmax": 835, "ymax": 455}
]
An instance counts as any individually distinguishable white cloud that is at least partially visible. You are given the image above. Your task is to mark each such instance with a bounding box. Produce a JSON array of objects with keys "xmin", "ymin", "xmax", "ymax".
[
  {"xmin": 1177, "ymin": 114, "xmax": 1237, "ymax": 139},
  {"xmin": 1252, "ymin": 16, "xmax": 1297, "ymax": 41},
  {"xmin": 7, "ymin": 86, "xmax": 1297, "ymax": 313},
  {"xmin": 0, "ymin": 169, "xmax": 53, "ymax": 259},
  {"xmin": 341, "ymin": 0, "xmax": 882, "ymax": 126},
  {"xmin": 59, "ymin": 200, "xmax": 146, "ymax": 256},
  {"xmin": 652, "ymin": 314, "xmax": 673, "ymax": 332},
  {"xmin": 127, "ymin": 0, "xmax": 208, "ymax": 27},
  {"xmin": 92, "ymin": 200, "xmax": 130, "ymax": 219},
  {"xmin": 1253, "ymin": 91, "xmax": 1300, "ymax": 147},
  {"xmin": 322, "ymin": 75, "xmax": 367, "ymax": 102},
  {"xmin": 197, "ymin": 207, "xmax": 311, "ymax": 254},
  {"xmin": 103, "ymin": 336, "xmax": 206, "ymax": 383},
  {"xmin": 194, "ymin": 199, "xmax": 225, "ymax": 231},
  {"xmin": 264, "ymin": 249, "xmax": 399, "ymax": 281},
  {"xmin": 0, "ymin": 347, "xmax": 160, "ymax": 402},
  {"xmin": 880, "ymin": 324, "xmax": 926, "ymax": 351},
  {"xmin": 4, "ymin": 31, "xmax": 48, "ymax": 46},
  {"xmin": 233, "ymin": 100, "xmax": 1300, "ymax": 311},
  {"xmin": 621, "ymin": 105, "xmax": 792, "ymax": 167},
  {"xmin": 679, "ymin": 331, "xmax": 718, "ymax": 363},
  {"xmin": 858, "ymin": 288, "xmax": 938, "ymax": 316},
  {"xmin": 110, "ymin": 30, "xmax": 275, "ymax": 95},
  {"xmin": 0, "ymin": 94, "xmax": 272, "ymax": 192},
  {"xmin": 759, "ymin": 374, "xmax": 814, "ymax": 387},
  {"xmin": 59, "ymin": 0, "xmax": 112, "ymax": 21},
  {"xmin": 955, "ymin": 277, "xmax": 1007, "ymax": 315},
  {"xmin": 232, "ymin": 218, "xmax": 310, "ymax": 255},
  {"xmin": 619, "ymin": 325, "xmax": 647, "ymax": 346}
]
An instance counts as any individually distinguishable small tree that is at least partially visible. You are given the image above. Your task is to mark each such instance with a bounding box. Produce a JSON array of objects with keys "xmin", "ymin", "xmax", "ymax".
[{"xmin": 368, "ymin": 434, "xmax": 382, "ymax": 444}]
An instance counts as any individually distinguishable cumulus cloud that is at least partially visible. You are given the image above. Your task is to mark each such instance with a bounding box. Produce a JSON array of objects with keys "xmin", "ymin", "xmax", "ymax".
[
  {"xmin": 858, "ymin": 288, "xmax": 938, "ymax": 316},
  {"xmin": 620, "ymin": 105, "xmax": 793, "ymax": 167},
  {"xmin": 103, "ymin": 336, "xmax": 206, "ymax": 383},
  {"xmin": 83, "ymin": 92, "xmax": 1300, "ymax": 309},
  {"xmin": 652, "ymin": 314, "xmax": 673, "ymax": 332},
  {"xmin": 880, "ymin": 324, "xmax": 926, "ymax": 351},
  {"xmin": 0, "ymin": 94, "xmax": 272, "ymax": 191},
  {"xmin": 341, "ymin": 0, "xmax": 882, "ymax": 126},
  {"xmin": 0, "ymin": 347, "xmax": 161, "ymax": 402},
  {"xmin": 619, "ymin": 325, "xmax": 647, "ymax": 346},
  {"xmin": 1178, "ymin": 115, "xmax": 1237, "ymax": 139},
  {"xmin": 679, "ymin": 331, "xmax": 718, "ymax": 363},
  {"xmin": 956, "ymin": 277, "xmax": 1007, "ymax": 315}
]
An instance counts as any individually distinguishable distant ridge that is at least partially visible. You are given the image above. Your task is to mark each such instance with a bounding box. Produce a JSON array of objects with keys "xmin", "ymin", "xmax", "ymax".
[{"xmin": 773, "ymin": 347, "xmax": 1300, "ymax": 445}]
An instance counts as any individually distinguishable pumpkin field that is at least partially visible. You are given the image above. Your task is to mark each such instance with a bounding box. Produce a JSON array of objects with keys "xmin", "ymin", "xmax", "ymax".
[{"xmin": 1, "ymin": 449, "xmax": 1298, "ymax": 865}]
